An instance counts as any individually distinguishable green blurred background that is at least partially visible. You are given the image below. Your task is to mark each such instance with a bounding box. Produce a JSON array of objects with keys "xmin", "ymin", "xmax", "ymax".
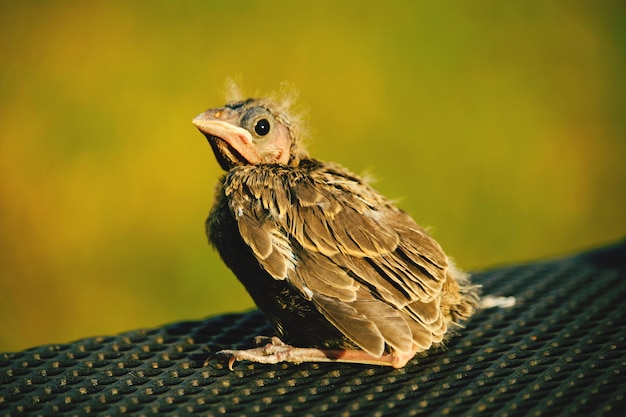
[{"xmin": 1, "ymin": 1, "xmax": 625, "ymax": 352}]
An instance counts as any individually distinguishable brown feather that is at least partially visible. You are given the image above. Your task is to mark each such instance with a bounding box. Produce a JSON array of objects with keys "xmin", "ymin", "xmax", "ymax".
[
  {"xmin": 299, "ymin": 206, "xmax": 340, "ymax": 256},
  {"xmin": 312, "ymin": 293, "xmax": 386, "ymax": 357},
  {"xmin": 404, "ymin": 317, "xmax": 436, "ymax": 350},
  {"xmin": 237, "ymin": 210, "xmax": 272, "ymax": 259},
  {"xmin": 293, "ymin": 251, "xmax": 357, "ymax": 302},
  {"xmin": 349, "ymin": 288, "xmax": 414, "ymax": 354}
]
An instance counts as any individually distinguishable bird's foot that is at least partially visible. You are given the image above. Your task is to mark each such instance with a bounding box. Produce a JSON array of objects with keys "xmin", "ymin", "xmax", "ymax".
[
  {"xmin": 214, "ymin": 337, "xmax": 415, "ymax": 369},
  {"xmin": 216, "ymin": 337, "xmax": 308, "ymax": 370},
  {"xmin": 252, "ymin": 335, "xmax": 285, "ymax": 347}
]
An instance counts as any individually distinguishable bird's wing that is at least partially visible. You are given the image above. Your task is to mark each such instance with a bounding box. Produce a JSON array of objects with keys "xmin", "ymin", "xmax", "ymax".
[{"xmin": 227, "ymin": 165, "xmax": 450, "ymax": 356}]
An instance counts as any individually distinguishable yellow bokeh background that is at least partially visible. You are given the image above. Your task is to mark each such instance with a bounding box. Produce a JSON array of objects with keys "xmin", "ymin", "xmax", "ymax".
[{"xmin": 1, "ymin": 1, "xmax": 624, "ymax": 352}]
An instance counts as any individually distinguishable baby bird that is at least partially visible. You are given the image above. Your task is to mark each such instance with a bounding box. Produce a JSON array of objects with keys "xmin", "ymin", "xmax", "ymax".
[{"xmin": 193, "ymin": 93, "xmax": 479, "ymax": 368}]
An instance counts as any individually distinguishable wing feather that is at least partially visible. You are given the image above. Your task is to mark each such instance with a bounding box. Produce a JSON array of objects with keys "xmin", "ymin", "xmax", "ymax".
[
  {"xmin": 293, "ymin": 251, "xmax": 358, "ymax": 302},
  {"xmin": 237, "ymin": 209, "xmax": 273, "ymax": 259},
  {"xmin": 312, "ymin": 293, "xmax": 386, "ymax": 356},
  {"xmin": 224, "ymin": 163, "xmax": 451, "ymax": 355}
]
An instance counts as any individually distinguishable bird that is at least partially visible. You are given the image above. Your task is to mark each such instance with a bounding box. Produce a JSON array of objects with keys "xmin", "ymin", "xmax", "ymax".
[{"xmin": 193, "ymin": 89, "xmax": 479, "ymax": 368}]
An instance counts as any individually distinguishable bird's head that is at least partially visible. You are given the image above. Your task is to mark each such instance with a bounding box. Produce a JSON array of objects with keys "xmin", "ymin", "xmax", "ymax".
[{"xmin": 193, "ymin": 97, "xmax": 308, "ymax": 171}]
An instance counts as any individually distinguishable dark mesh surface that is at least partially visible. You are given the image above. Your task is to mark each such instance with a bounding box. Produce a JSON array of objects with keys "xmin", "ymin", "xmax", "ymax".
[{"xmin": 1, "ymin": 241, "xmax": 625, "ymax": 416}]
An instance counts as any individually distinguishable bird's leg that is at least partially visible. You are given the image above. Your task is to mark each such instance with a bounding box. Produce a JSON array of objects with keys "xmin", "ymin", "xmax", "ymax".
[{"xmin": 215, "ymin": 338, "xmax": 415, "ymax": 369}]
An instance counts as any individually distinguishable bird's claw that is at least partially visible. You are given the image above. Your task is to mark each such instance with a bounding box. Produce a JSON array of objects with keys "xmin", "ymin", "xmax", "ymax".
[{"xmin": 227, "ymin": 354, "xmax": 237, "ymax": 371}]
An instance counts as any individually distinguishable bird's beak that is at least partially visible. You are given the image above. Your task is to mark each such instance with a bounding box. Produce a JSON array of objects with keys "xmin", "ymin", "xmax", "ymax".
[{"xmin": 193, "ymin": 112, "xmax": 262, "ymax": 165}]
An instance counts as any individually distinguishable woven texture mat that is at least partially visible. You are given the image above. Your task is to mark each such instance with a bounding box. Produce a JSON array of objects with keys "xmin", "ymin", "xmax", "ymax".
[{"xmin": 2, "ymin": 241, "xmax": 625, "ymax": 416}]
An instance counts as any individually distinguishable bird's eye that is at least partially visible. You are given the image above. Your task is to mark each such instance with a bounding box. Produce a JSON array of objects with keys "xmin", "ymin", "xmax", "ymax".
[{"xmin": 254, "ymin": 119, "xmax": 271, "ymax": 136}]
